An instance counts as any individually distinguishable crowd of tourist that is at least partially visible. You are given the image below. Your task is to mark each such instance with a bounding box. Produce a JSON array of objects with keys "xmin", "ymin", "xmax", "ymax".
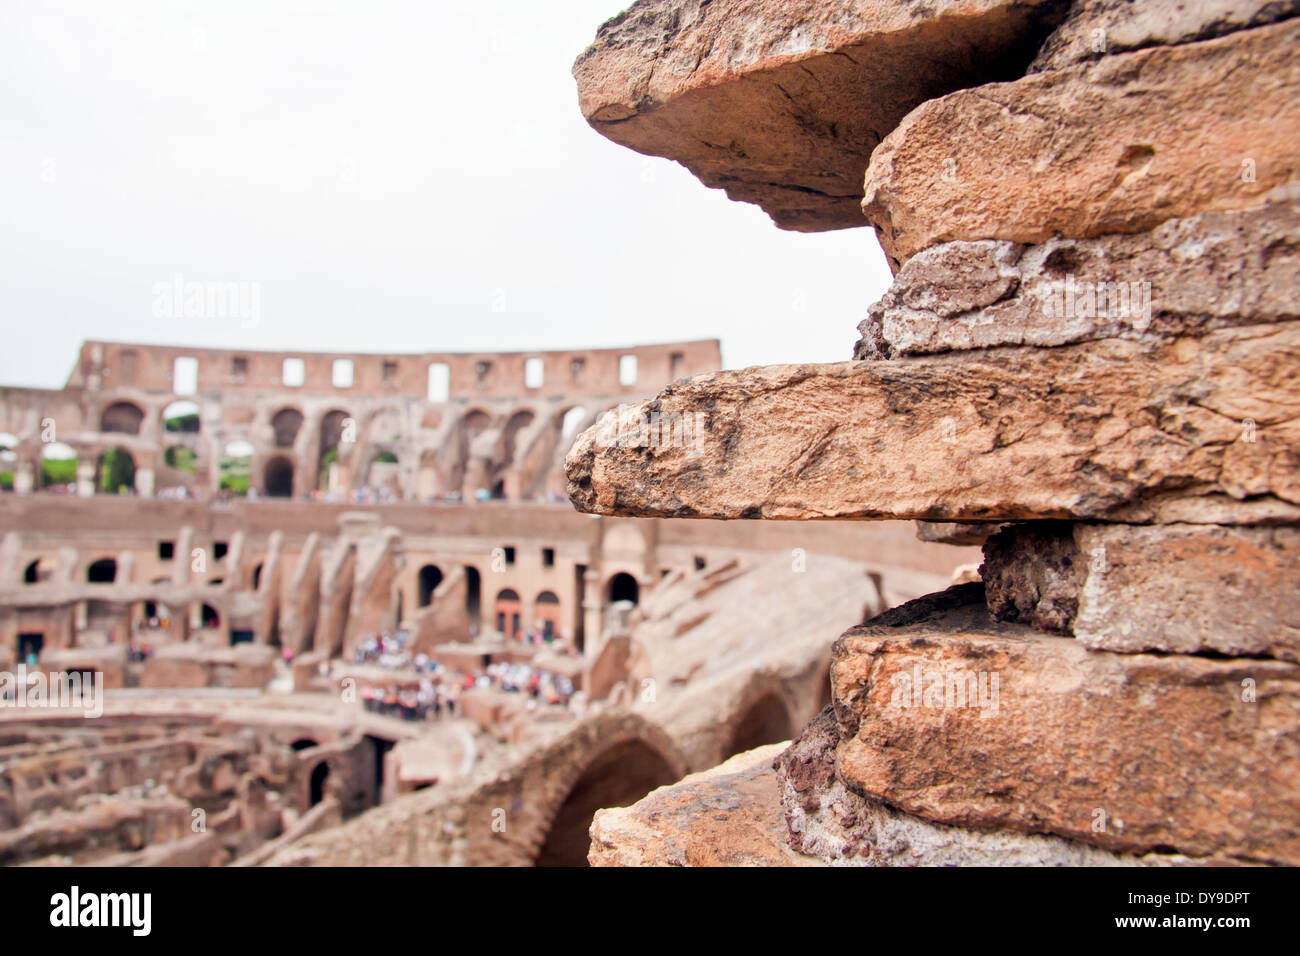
[
  {"xmin": 361, "ymin": 678, "xmax": 459, "ymax": 721},
  {"xmin": 347, "ymin": 626, "xmax": 577, "ymax": 721}
]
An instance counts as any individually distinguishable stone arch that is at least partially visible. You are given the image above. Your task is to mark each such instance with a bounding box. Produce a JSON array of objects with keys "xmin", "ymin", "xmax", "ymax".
[
  {"xmin": 533, "ymin": 590, "xmax": 560, "ymax": 640},
  {"xmin": 162, "ymin": 445, "xmax": 197, "ymax": 474},
  {"xmin": 464, "ymin": 565, "xmax": 482, "ymax": 631},
  {"xmin": 452, "ymin": 408, "xmax": 494, "ymax": 495},
  {"xmin": 722, "ymin": 692, "xmax": 794, "ymax": 761},
  {"xmin": 161, "ymin": 399, "xmax": 200, "ymax": 434},
  {"xmin": 264, "ymin": 455, "xmax": 294, "ymax": 497},
  {"xmin": 417, "ymin": 564, "xmax": 443, "ymax": 607},
  {"xmin": 39, "ymin": 442, "xmax": 78, "ymax": 491},
  {"xmin": 605, "ymin": 572, "xmax": 638, "ymax": 605},
  {"xmin": 271, "ymin": 407, "xmax": 304, "ymax": 448},
  {"xmin": 494, "ymin": 588, "xmax": 521, "ymax": 638},
  {"xmin": 95, "ymin": 447, "xmax": 136, "ymax": 494},
  {"xmin": 533, "ymin": 729, "xmax": 682, "ymax": 867},
  {"xmin": 309, "ymin": 761, "xmax": 330, "ymax": 806},
  {"xmin": 200, "ymin": 603, "xmax": 221, "ymax": 628},
  {"xmin": 0, "ymin": 432, "xmax": 16, "ymax": 492},
  {"xmin": 366, "ymin": 449, "xmax": 402, "ymax": 497},
  {"xmin": 318, "ymin": 409, "xmax": 353, "ymax": 491},
  {"xmin": 220, "ymin": 441, "xmax": 253, "ymax": 496},
  {"xmin": 23, "ymin": 556, "xmax": 58, "ymax": 584},
  {"xmin": 86, "ymin": 558, "xmax": 117, "ymax": 583},
  {"xmin": 99, "ymin": 401, "xmax": 145, "ymax": 435}
]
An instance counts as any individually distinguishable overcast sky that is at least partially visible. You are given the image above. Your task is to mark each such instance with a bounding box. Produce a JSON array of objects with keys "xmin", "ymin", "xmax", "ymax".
[{"xmin": 0, "ymin": 0, "xmax": 893, "ymax": 390}]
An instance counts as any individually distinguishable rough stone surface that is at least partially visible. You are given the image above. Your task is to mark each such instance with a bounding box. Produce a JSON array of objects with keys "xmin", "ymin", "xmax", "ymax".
[
  {"xmin": 1031, "ymin": 0, "xmax": 1300, "ymax": 72},
  {"xmin": 855, "ymin": 190, "xmax": 1300, "ymax": 359},
  {"xmin": 1074, "ymin": 523, "xmax": 1300, "ymax": 661},
  {"xmin": 831, "ymin": 586, "xmax": 1300, "ymax": 865},
  {"xmin": 566, "ymin": 322, "xmax": 1300, "ymax": 524},
  {"xmin": 777, "ymin": 707, "xmax": 1185, "ymax": 866},
  {"xmin": 981, "ymin": 522, "xmax": 1084, "ymax": 634},
  {"xmin": 588, "ymin": 742, "xmax": 821, "ymax": 866},
  {"xmin": 915, "ymin": 521, "xmax": 1006, "ymax": 547},
  {"xmin": 983, "ymin": 521, "xmax": 1300, "ymax": 661},
  {"xmin": 862, "ymin": 20, "xmax": 1300, "ymax": 266},
  {"xmin": 573, "ymin": 0, "xmax": 1066, "ymax": 232}
]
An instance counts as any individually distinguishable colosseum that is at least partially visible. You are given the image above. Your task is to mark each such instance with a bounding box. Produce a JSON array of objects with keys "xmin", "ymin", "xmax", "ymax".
[
  {"xmin": 3, "ymin": 0, "xmax": 1295, "ymax": 895},
  {"xmin": 0, "ymin": 337, "xmax": 972, "ymax": 866}
]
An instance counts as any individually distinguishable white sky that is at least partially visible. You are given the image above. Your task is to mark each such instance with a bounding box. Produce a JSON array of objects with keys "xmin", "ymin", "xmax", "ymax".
[{"xmin": 0, "ymin": 0, "xmax": 893, "ymax": 389}]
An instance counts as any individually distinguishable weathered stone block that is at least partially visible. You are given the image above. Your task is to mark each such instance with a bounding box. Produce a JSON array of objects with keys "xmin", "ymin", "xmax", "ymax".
[
  {"xmin": 1030, "ymin": 0, "xmax": 1300, "ymax": 72},
  {"xmin": 573, "ymin": 0, "xmax": 1066, "ymax": 231},
  {"xmin": 588, "ymin": 742, "xmax": 819, "ymax": 866},
  {"xmin": 862, "ymin": 20, "xmax": 1300, "ymax": 265},
  {"xmin": 831, "ymin": 586, "xmax": 1300, "ymax": 864},
  {"xmin": 982, "ymin": 521, "xmax": 1300, "ymax": 661},
  {"xmin": 778, "ymin": 706, "xmax": 1180, "ymax": 866},
  {"xmin": 855, "ymin": 190, "xmax": 1300, "ymax": 359},
  {"xmin": 567, "ymin": 323, "xmax": 1300, "ymax": 524}
]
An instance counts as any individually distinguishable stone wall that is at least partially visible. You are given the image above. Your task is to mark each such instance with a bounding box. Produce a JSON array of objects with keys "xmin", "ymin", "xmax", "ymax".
[{"xmin": 568, "ymin": 0, "xmax": 1299, "ymax": 866}]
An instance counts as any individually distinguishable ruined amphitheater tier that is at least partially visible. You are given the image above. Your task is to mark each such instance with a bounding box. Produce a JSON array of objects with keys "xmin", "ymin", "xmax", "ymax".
[
  {"xmin": 569, "ymin": 0, "xmax": 1300, "ymax": 865},
  {"xmin": 0, "ymin": 339, "xmax": 720, "ymax": 502}
]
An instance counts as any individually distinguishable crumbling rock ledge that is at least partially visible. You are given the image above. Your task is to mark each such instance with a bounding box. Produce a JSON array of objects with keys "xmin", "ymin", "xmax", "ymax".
[
  {"xmin": 573, "ymin": 0, "xmax": 1067, "ymax": 232},
  {"xmin": 566, "ymin": 322, "xmax": 1300, "ymax": 524},
  {"xmin": 777, "ymin": 707, "xmax": 1202, "ymax": 866},
  {"xmin": 1029, "ymin": 0, "xmax": 1300, "ymax": 72},
  {"xmin": 830, "ymin": 586, "xmax": 1300, "ymax": 865},
  {"xmin": 588, "ymin": 742, "xmax": 820, "ymax": 866},
  {"xmin": 854, "ymin": 190, "xmax": 1300, "ymax": 360},
  {"xmin": 862, "ymin": 20, "xmax": 1300, "ymax": 266}
]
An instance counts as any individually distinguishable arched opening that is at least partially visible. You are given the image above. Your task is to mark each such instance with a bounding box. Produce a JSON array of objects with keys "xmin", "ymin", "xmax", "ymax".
[
  {"xmin": 417, "ymin": 565, "xmax": 443, "ymax": 607},
  {"xmin": 535, "ymin": 739, "xmax": 678, "ymax": 867},
  {"xmin": 263, "ymin": 455, "xmax": 294, "ymax": 498},
  {"xmin": 453, "ymin": 409, "xmax": 492, "ymax": 495},
  {"xmin": 200, "ymin": 604, "xmax": 221, "ymax": 628},
  {"xmin": 99, "ymin": 401, "xmax": 144, "ymax": 435},
  {"xmin": 95, "ymin": 448, "xmax": 136, "ymax": 494},
  {"xmin": 23, "ymin": 557, "xmax": 57, "ymax": 584},
  {"xmin": 251, "ymin": 562, "xmax": 264, "ymax": 590},
  {"xmin": 39, "ymin": 443, "xmax": 77, "ymax": 492},
  {"xmin": 290, "ymin": 738, "xmax": 318, "ymax": 752},
  {"xmin": 561, "ymin": 407, "xmax": 587, "ymax": 438},
  {"xmin": 271, "ymin": 407, "xmax": 304, "ymax": 448},
  {"xmin": 464, "ymin": 565, "xmax": 481, "ymax": 632},
  {"xmin": 534, "ymin": 591, "xmax": 560, "ymax": 641},
  {"xmin": 318, "ymin": 409, "xmax": 352, "ymax": 492},
  {"xmin": 368, "ymin": 449, "xmax": 401, "ymax": 498},
  {"xmin": 217, "ymin": 440, "xmax": 252, "ymax": 496},
  {"xmin": 0, "ymin": 433, "xmax": 16, "ymax": 492},
  {"xmin": 162, "ymin": 400, "xmax": 200, "ymax": 434},
  {"xmin": 606, "ymin": 573, "xmax": 639, "ymax": 605},
  {"xmin": 163, "ymin": 446, "xmax": 196, "ymax": 473},
  {"xmin": 494, "ymin": 588, "xmax": 521, "ymax": 639},
  {"xmin": 87, "ymin": 558, "xmax": 118, "ymax": 584},
  {"xmin": 723, "ymin": 694, "xmax": 794, "ymax": 760},
  {"xmin": 309, "ymin": 761, "xmax": 330, "ymax": 807}
]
